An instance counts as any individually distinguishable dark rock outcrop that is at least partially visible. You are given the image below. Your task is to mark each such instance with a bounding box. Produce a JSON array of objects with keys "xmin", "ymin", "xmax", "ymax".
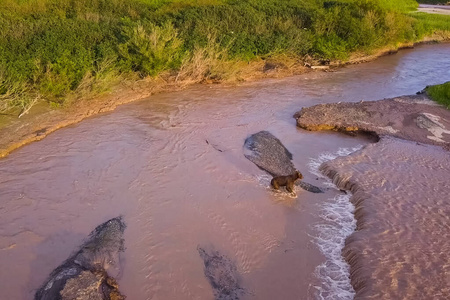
[
  {"xmin": 198, "ymin": 246, "xmax": 244, "ymax": 300},
  {"xmin": 244, "ymin": 131, "xmax": 294, "ymax": 176},
  {"xmin": 35, "ymin": 217, "xmax": 126, "ymax": 300},
  {"xmin": 243, "ymin": 131, "xmax": 324, "ymax": 193}
]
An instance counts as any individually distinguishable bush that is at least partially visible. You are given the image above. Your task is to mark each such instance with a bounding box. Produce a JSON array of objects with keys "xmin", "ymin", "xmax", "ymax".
[
  {"xmin": 0, "ymin": 0, "xmax": 449, "ymax": 113},
  {"xmin": 118, "ymin": 20, "xmax": 183, "ymax": 76},
  {"xmin": 426, "ymin": 82, "xmax": 450, "ymax": 109}
]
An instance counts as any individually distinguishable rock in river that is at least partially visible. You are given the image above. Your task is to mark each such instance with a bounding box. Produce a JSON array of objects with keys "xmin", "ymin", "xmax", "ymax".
[
  {"xmin": 35, "ymin": 217, "xmax": 126, "ymax": 300},
  {"xmin": 198, "ymin": 246, "xmax": 244, "ymax": 300},
  {"xmin": 243, "ymin": 131, "xmax": 324, "ymax": 193}
]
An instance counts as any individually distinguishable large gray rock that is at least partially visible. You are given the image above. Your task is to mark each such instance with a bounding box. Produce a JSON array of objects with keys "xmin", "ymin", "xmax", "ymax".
[
  {"xmin": 35, "ymin": 217, "xmax": 126, "ymax": 300},
  {"xmin": 244, "ymin": 131, "xmax": 324, "ymax": 193},
  {"xmin": 244, "ymin": 131, "xmax": 295, "ymax": 176}
]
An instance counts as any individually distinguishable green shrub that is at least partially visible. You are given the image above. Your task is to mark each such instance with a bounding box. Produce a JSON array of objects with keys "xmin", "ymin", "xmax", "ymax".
[
  {"xmin": 118, "ymin": 20, "xmax": 183, "ymax": 76},
  {"xmin": 426, "ymin": 82, "xmax": 450, "ymax": 109},
  {"xmin": 411, "ymin": 12, "xmax": 450, "ymax": 36},
  {"xmin": 0, "ymin": 0, "xmax": 449, "ymax": 114}
]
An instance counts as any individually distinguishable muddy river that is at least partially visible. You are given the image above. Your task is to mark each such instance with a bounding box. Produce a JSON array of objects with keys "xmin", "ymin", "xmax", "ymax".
[{"xmin": 1, "ymin": 43, "xmax": 450, "ymax": 300}]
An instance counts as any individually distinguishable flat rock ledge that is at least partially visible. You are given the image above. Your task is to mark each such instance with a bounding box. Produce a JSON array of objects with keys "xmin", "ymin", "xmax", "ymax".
[{"xmin": 294, "ymin": 94, "xmax": 450, "ymax": 149}]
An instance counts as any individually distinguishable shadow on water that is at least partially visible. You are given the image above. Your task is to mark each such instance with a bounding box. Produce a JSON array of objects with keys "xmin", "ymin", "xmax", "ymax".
[{"xmin": 27, "ymin": 231, "xmax": 86, "ymax": 299}]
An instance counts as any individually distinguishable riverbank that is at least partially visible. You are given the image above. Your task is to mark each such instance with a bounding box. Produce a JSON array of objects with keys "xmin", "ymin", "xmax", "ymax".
[
  {"xmin": 0, "ymin": 56, "xmax": 310, "ymax": 158},
  {"xmin": 295, "ymin": 95, "xmax": 450, "ymax": 298},
  {"xmin": 2, "ymin": 37, "xmax": 450, "ymax": 158},
  {"xmin": 418, "ymin": 4, "xmax": 450, "ymax": 15},
  {"xmin": 294, "ymin": 94, "xmax": 450, "ymax": 149}
]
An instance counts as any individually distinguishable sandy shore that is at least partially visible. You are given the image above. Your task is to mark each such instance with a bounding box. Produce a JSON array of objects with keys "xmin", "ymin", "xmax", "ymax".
[
  {"xmin": 295, "ymin": 96, "xmax": 450, "ymax": 298},
  {"xmin": 1, "ymin": 37, "xmax": 449, "ymax": 158}
]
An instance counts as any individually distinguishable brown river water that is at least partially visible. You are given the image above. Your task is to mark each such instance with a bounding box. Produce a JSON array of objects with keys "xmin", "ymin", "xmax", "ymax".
[
  {"xmin": 321, "ymin": 136, "xmax": 450, "ymax": 299},
  {"xmin": 1, "ymin": 43, "xmax": 450, "ymax": 300}
]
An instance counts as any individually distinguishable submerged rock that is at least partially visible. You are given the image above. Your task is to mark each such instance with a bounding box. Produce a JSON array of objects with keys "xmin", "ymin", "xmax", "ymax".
[
  {"xmin": 35, "ymin": 217, "xmax": 126, "ymax": 300},
  {"xmin": 244, "ymin": 131, "xmax": 324, "ymax": 193},
  {"xmin": 198, "ymin": 246, "xmax": 244, "ymax": 300},
  {"xmin": 298, "ymin": 181, "xmax": 325, "ymax": 194}
]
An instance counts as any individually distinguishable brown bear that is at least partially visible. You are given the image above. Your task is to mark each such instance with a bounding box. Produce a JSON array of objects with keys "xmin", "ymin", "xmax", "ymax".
[{"xmin": 270, "ymin": 170, "xmax": 303, "ymax": 193}]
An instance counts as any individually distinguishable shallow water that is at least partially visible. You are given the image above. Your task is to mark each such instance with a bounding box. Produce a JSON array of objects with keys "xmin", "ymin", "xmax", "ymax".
[{"xmin": 1, "ymin": 43, "xmax": 450, "ymax": 300}]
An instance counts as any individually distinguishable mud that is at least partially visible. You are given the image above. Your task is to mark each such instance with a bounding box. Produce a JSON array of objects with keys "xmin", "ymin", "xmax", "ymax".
[
  {"xmin": 295, "ymin": 94, "xmax": 450, "ymax": 149},
  {"xmin": 243, "ymin": 131, "xmax": 325, "ymax": 193},
  {"xmin": 35, "ymin": 217, "xmax": 126, "ymax": 300}
]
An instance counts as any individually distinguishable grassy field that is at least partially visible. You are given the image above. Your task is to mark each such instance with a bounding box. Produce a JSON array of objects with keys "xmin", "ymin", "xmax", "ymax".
[
  {"xmin": 426, "ymin": 82, "xmax": 450, "ymax": 108},
  {"xmin": 410, "ymin": 11, "xmax": 450, "ymax": 32},
  {"xmin": 1, "ymin": 0, "xmax": 449, "ymax": 115}
]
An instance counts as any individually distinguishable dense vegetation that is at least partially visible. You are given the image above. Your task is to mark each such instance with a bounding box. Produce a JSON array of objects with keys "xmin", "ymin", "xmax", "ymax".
[
  {"xmin": 0, "ymin": 0, "xmax": 449, "ymax": 114},
  {"xmin": 426, "ymin": 82, "xmax": 450, "ymax": 108}
]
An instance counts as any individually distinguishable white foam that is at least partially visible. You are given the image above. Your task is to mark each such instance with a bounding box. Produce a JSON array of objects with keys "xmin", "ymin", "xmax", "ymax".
[{"xmin": 308, "ymin": 146, "xmax": 362, "ymax": 300}]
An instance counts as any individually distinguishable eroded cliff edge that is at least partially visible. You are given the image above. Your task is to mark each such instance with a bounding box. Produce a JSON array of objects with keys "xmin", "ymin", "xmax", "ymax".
[{"xmin": 294, "ymin": 94, "xmax": 450, "ymax": 150}]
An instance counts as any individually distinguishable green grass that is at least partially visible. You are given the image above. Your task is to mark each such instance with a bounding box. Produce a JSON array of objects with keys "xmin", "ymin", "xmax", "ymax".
[
  {"xmin": 1, "ymin": 0, "xmax": 449, "ymax": 115},
  {"xmin": 426, "ymin": 82, "xmax": 450, "ymax": 108},
  {"xmin": 410, "ymin": 12, "xmax": 450, "ymax": 34}
]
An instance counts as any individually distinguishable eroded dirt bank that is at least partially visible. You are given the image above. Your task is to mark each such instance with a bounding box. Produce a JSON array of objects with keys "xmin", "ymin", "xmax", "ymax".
[
  {"xmin": 295, "ymin": 94, "xmax": 450, "ymax": 149},
  {"xmin": 0, "ymin": 58, "xmax": 312, "ymax": 158},
  {"xmin": 295, "ymin": 97, "xmax": 450, "ymax": 298}
]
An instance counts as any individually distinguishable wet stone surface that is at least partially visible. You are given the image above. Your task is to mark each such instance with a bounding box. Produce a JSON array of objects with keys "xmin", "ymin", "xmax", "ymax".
[
  {"xmin": 35, "ymin": 217, "xmax": 126, "ymax": 300},
  {"xmin": 244, "ymin": 130, "xmax": 324, "ymax": 193}
]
